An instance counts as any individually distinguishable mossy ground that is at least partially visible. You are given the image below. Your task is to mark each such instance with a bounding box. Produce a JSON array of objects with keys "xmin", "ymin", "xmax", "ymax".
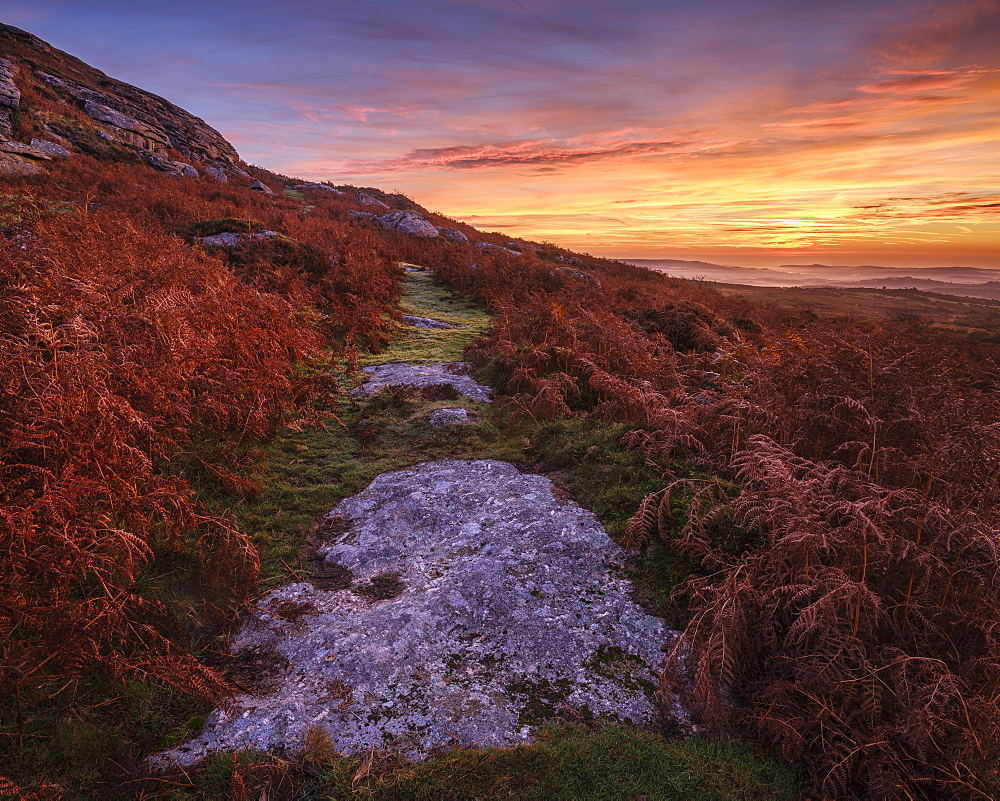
[
  {"xmin": 171, "ymin": 725, "xmax": 801, "ymax": 800},
  {"xmin": 358, "ymin": 267, "xmax": 492, "ymax": 365}
]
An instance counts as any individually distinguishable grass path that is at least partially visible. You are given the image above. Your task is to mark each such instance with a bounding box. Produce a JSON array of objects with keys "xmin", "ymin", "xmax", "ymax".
[
  {"xmin": 191, "ymin": 266, "xmax": 803, "ymax": 800},
  {"xmin": 358, "ymin": 266, "xmax": 491, "ymax": 365}
]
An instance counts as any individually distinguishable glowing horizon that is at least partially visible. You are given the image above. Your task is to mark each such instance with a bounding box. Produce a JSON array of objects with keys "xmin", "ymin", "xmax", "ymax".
[{"xmin": 4, "ymin": 0, "xmax": 998, "ymax": 268}]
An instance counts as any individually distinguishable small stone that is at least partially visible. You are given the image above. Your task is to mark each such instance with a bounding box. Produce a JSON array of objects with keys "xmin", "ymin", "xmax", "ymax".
[
  {"xmin": 351, "ymin": 362, "xmax": 491, "ymax": 403},
  {"xmin": 402, "ymin": 315, "xmax": 453, "ymax": 330},
  {"xmin": 429, "ymin": 408, "xmax": 469, "ymax": 427},
  {"xmin": 357, "ymin": 192, "xmax": 389, "ymax": 209}
]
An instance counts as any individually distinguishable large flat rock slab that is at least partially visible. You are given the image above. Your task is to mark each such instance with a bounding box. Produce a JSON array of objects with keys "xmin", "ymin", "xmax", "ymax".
[
  {"xmin": 350, "ymin": 362, "xmax": 491, "ymax": 402},
  {"xmin": 160, "ymin": 460, "xmax": 679, "ymax": 766}
]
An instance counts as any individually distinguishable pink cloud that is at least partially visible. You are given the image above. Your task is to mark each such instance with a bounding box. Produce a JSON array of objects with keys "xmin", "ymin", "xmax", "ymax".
[{"xmin": 343, "ymin": 135, "xmax": 740, "ymax": 173}]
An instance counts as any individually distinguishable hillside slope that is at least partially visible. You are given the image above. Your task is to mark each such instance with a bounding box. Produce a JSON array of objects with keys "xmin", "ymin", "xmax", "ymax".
[{"xmin": 2, "ymin": 24, "xmax": 999, "ymax": 801}]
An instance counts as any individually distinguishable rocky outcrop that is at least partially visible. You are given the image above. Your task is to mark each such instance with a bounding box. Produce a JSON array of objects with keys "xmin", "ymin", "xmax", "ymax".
[
  {"xmin": 158, "ymin": 460, "xmax": 681, "ymax": 766},
  {"xmin": 250, "ymin": 179, "xmax": 274, "ymax": 194},
  {"xmin": 201, "ymin": 166, "xmax": 228, "ymax": 182},
  {"xmin": 29, "ymin": 138, "xmax": 70, "ymax": 158},
  {"xmin": 357, "ymin": 192, "xmax": 389, "ymax": 209},
  {"xmin": 475, "ymin": 242, "xmax": 522, "ymax": 256},
  {"xmin": 138, "ymin": 150, "xmax": 199, "ymax": 178},
  {"xmin": 0, "ymin": 138, "xmax": 52, "ymax": 176},
  {"xmin": 438, "ymin": 226, "xmax": 470, "ymax": 244},
  {"xmin": 0, "ymin": 24, "xmax": 240, "ymax": 169},
  {"xmin": 198, "ymin": 230, "xmax": 280, "ymax": 247},
  {"xmin": 377, "ymin": 210, "xmax": 439, "ymax": 238},
  {"xmin": 291, "ymin": 183, "xmax": 344, "ymax": 194},
  {"xmin": 0, "ymin": 57, "xmax": 20, "ymax": 138}
]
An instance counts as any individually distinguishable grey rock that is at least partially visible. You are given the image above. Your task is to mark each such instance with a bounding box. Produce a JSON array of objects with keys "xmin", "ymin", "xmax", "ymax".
[
  {"xmin": 251, "ymin": 179, "xmax": 274, "ymax": 194},
  {"xmin": 475, "ymin": 242, "xmax": 521, "ymax": 256},
  {"xmin": 429, "ymin": 408, "xmax": 470, "ymax": 427},
  {"xmin": 378, "ymin": 210, "xmax": 439, "ymax": 238},
  {"xmin": 0, "ymin": 58, "xmax": 20, "ymax": 110},
  {"xmin": 291, "ymin": 183, "xmax": 343, "ymax": 194},
  {"xmin": 139, "ymin": 150, "xmax": 183, "ymax": 176},
  {"xmin": 437, "ymin": 227, "xmax": 470, "ymax": 244},
  {"xmin": 227, "ymin": 165, "xmax": 253, "ymax": 180},
  {"xmin": 402, "ymin": 315, "xmax": 454, "ymax": 330},
  {"xmin": 357, "ymin": 192, "xmax": 389, "ymax": 209},
  {"xmin": 0, "ymin": 108, "xmax": 11, "ymax": 140},
  {"xmin": 201, "ymin": 166, "xmax": 228, "ymax": 182},
  {"xmin": 199, "ymin": 230, "xmax": 280, "ymax": 247},
  {"xmin": 0, "ymin": 140, "xmax": 52, "ymax": 160},
  {"xmin": 0, "ymin": 150, "xmax": 44, "ymax": 176},
  {"xmin": 29, "ymin": 138, "xmax": 71, "ymax": 158},
  {"xmin": 351, "ymin": 362, "xmax": 491, "ymax": 402},
  {"xmin": 177, "ymin": 162, "xmax": 199, "ymax": 179},
  {"xmin": 348, "ymin": 210, "xmax": 375, "ymax": 219},
  {"xmin": 85, "ymin": 101, "xmax": 140, "ymax": 130},
  {"xmin": 158, "ymin": 460, "xmax": 682, "ymax": 766},
  {"xmin": 200, "ymin": 232, "xmax": 249, "ymax": 247}
]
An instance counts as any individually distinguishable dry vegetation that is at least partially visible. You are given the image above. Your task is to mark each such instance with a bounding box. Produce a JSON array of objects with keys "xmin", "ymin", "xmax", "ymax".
[
  {"xmin": 429, "ymin": 250, "xmax": 1000, "ymax": 799},
  {"xmin": 0, "ymin": 156, "xmax": 403, "ymax": 794},
  {"xmin": 3, "ymin": 139, "xmax": 999, "ymax": 799}
]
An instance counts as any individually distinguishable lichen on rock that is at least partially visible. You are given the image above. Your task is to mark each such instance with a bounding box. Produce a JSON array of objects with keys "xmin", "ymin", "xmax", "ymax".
[
  {"xmin": 350, "ymin": 362, "xmax": 492, "ymax": 402},
  {"xmin": 158, "ymin": 460, "xmax": 684, "ymax": 767}
]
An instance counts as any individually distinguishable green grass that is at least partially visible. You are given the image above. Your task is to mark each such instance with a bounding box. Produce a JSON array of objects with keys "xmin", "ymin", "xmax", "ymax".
[
  {"xmin": 359, "ymin": 267, "xmax": 492, "ymax": 366},
  {"xmin": 527, "ymin": 417, "xmax": 700, "ymax": 626},
  {"xmin": 217, "ymin": 387, "xmax": 527, "ymax": 589},
  {"xmin": 352, "ymin": 725, "xmax": 802, "ymax": 801},
  {"xmin": 185, "ymin": 724, "xmax": 799, "ymax": 800}
]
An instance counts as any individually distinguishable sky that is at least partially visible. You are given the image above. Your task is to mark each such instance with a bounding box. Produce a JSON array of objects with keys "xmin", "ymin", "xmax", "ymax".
[{"xmin": 3, "ymin": 0, "xmax": 999, "ymax": 267}]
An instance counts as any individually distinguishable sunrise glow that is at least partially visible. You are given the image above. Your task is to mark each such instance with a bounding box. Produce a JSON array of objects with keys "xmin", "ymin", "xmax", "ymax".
[{"xmin": 5, "ymin": 0, "xmax": 998, "ymax": 267}]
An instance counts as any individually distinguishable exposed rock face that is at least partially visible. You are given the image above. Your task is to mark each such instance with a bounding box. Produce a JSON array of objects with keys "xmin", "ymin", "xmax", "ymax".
[
  {"xmin": 291, "ymin": 183, "xmax": 344, "ymax": 194},
  {"xmin": 250, "ymin": 179, "xmax": 274, "ymax": 194},
  {"xmin": 357, "ymin": 192, "xmax": 390, "ymax": 209},
  {"xmin": 0, "ymin": 24, "xmax": 240, "ymax": 168},
  {"xmin": 0, "ymin": 150, "xmax": 44, "ymax": 176},
  {"xmin": 0, "ymin": 58, "xmax": 20, "ymax": 109},
  {"xmin": 438, "ymin": 226, "xmax": 471, "ymax": 244},
  {"xmin": 378, "ymin": 210, "xmax": 439, "ymax": 238},
  {"xmin": 347, "ymin": 210, "xmax": 375, "ymax": 220},
  {"xmin": 0, "ymin": 57, "xmax": 19, "ymax": 138},
  {"xmin": 201, "ymin": 166, "xmax": 228, "ymax": 182},
  {"xmin": 475, "ymin": 241, "xmax": 521, "ymax": 256},
  {"xmin": 402, "ymin": 314, "xmax": 454, "ymax": 330},
  {"xmin": 429, "ymin": 408, "xmax": 470, "ymax": 426},
  {"xmin": 159, "ymin": 460, "xmax": 680, "ymax": 766},
  {"xmin": 30, "ymin": 138, "xmax": 70, "ymax": 158},
  {"xmin": 0, "ymin": 138, "xmax": 52, "ymax": 175},
  {"xmin": 351, "ymin": 362, "xmax": 492, "ymax": 402},
  {"xmin": 138, "ymin": 150, "xmax": 198, "ymax": 178}
]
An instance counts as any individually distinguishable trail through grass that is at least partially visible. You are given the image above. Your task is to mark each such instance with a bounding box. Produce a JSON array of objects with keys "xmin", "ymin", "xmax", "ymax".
[{"xmin": 359, "ymin": 266, "xmax": 491, "ymax": 365}]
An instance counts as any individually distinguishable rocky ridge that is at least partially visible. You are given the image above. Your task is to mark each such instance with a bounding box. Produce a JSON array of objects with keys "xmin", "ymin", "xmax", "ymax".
[{"xmin": 0, "ymin": 23, "xmax": 241, "ymax": 176}]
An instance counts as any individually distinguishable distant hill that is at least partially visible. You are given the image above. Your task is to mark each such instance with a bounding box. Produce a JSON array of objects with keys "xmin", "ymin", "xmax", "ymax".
[{"xmin": 627, "ymin": 258, "xmax": 1000, "ymax": 301}]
